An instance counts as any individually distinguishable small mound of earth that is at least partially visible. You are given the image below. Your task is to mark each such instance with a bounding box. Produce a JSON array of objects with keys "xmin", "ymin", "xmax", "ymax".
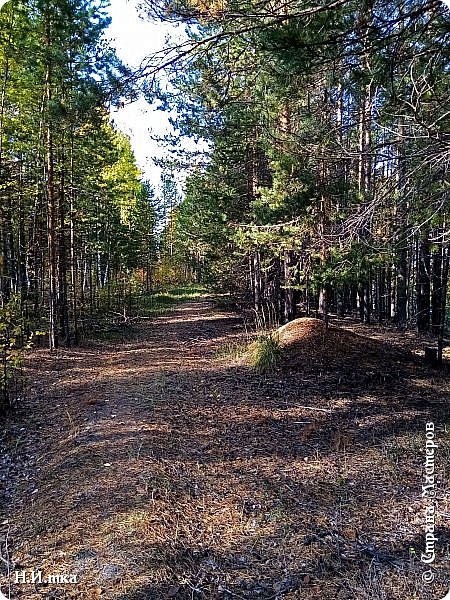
[{"xmin": 276, "ymin": 318, "xmax": 410, "ymax": 378}]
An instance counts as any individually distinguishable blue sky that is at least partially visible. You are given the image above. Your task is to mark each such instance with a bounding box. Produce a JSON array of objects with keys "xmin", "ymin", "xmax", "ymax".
[{"xmin": 106, "ymin": 0, "xmax": 182, "ymax": 186}]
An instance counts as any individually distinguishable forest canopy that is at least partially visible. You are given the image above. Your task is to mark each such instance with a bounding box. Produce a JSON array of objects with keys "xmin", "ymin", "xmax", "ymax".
[
  {"xmin": 0, "ymin": 0, "xmax": 161, "ymax": 408},
  {"xmin": 138, "ymin": 0, "xmax": 449, "ymax": 336}
]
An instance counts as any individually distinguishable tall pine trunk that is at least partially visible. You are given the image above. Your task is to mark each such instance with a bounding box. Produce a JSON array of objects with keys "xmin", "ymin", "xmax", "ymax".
[{"xmin": 45, "ymin": 15, "xmax": 58, "ymax": 350}]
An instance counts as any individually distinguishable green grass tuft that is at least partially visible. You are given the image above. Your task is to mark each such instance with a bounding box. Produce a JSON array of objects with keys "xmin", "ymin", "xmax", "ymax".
[{"xmin": 248, "ymin": 332, "xmax": 281, "ymax": 373}]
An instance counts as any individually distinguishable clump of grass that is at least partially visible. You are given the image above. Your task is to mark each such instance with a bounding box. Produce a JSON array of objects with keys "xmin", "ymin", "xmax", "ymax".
[
  {"xmin": 216, "ymin": 340, "xmax": 248, "ymax": 360},
  {"xmin": 248, "ymin": 332, "xmax": 281, "ymax": 373}
]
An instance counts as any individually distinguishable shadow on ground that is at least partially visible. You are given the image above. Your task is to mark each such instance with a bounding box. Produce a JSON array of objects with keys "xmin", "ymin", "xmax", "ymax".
[{"xmin": 2, "ymin": 300, "xmax": 449, "ymax": 600}]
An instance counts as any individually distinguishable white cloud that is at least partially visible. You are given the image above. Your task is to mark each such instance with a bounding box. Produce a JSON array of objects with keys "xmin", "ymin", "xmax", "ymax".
[{"xmin": 106, "ymin": 0, "xmax": 182, "ymax": 186}]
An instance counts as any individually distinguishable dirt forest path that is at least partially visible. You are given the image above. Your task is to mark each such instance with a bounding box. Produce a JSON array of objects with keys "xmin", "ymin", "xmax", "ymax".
[
  {"xmin": 1, "ymin": 298, "xmax": 449, "ymax": 600},
  {"xmin": 2, "ymin": 299, "xmax": 249, "ymax": 598}
]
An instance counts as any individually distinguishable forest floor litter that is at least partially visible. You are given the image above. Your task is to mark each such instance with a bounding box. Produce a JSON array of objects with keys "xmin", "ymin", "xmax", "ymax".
[{"xmin": 0, "ymin": 297, "xmax": 449, "ymax": 600}]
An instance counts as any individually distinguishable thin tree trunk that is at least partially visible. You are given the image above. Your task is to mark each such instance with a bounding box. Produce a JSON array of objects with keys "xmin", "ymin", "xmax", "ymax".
[
  {"xmin": 45, "ymin": 16, "xmax": 58, "ymax": 350},
  {"xmin": 59, "ymin": 161, "xmax": 69, "ymax": 344},
  {"xmin": 395, "ymin": 118, "xmax": 407, "ymax": 327},
  {"xmin": 417, "ymin": 232, "xmax": 431, "ymax": 332},
  {"xmin": 69, "ymin": 132, "xmax": 79, "ymax": 344}
]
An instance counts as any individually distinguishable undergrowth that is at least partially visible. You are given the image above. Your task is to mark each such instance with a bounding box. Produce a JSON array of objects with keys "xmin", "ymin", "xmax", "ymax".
[
  {"xmin": 215, "ymin": 340, "xmax": 248, "ymax": 360},
  {"xmin": 0, "ymin": 296, "xmax": 36, "ymax": 414},
  {"xmin": 88, "ymin": 284, "xmax": 205, "ymax": 341},
  {"xmin": 137, "ymin": 285, "xmax": 205, "ymax": 317}
]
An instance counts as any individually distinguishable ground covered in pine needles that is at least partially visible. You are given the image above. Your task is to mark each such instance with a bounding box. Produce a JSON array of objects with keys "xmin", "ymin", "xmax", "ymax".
[{"xmin": 1, "ymin": 298, "xmax": 449, "ymax": 600}]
